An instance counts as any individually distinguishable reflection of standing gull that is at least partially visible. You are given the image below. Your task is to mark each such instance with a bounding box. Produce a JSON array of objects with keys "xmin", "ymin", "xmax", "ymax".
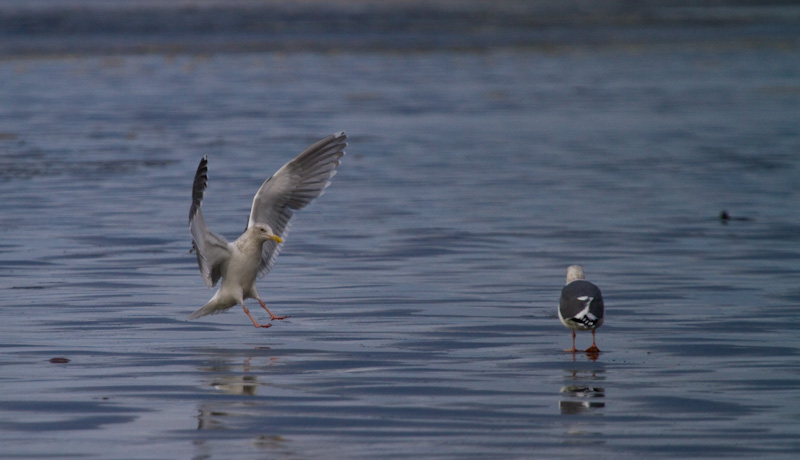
[
  {"xmin": 558, "ymin": 265, "xmax": 605, "ymax": 353},
  {"xmin": 211, "ymin": 375, "xmax": 259, "ymax": 396},
  {"xmin": 188, "ymin": 132, "xmax": 347, "ymax": 328},
  {"xmin": 559, "ymin": 385, "xmax": 606, "ymax": 414}
]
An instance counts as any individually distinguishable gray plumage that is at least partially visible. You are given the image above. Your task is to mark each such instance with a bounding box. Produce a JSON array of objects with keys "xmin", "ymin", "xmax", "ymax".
[
  {"xmin": 559, "ymin": 280, "xmax": 604, "ymax": 329},
  {"xmin": 188, "ymin": 132, "xmax": 346, "ymax": 326},
  {"xmin": 558, "ymin": 265, "xmax": 604, "ymax": 352}
]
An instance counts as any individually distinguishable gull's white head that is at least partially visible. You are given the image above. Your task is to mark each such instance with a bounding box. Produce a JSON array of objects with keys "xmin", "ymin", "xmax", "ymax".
[
  {"xmin": 250, "ymin": 224, "xmax": 283, "ymax": 244},
  {"xmin": 566, "ymin": 265, "xmax": 585, "ymax": 284}
]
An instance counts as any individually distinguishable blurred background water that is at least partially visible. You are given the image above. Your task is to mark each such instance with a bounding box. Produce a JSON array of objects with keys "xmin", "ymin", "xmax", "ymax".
[{"xmin": 1, "ymin": 1, "xmax": 799, "ymax": 459}]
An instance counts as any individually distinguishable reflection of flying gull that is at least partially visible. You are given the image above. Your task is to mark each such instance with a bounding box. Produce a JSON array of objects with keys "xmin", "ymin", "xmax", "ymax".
[
  {"xmin": 558, "ymin": 265, "xmax": 605, "ymax": 353},
  {"xmin": 188, "ymin": 132, "xmax": 347, "ymax": 328}
]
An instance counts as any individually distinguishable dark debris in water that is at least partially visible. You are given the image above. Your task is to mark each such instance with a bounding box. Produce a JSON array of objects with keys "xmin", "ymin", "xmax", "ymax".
[
  {"xmin": 48, "ymin": 357, "xmax": 71, "ymax": 364},
  {"xmin": 720, "ymin": 210, "xmax": 754, "ymax": 224}
]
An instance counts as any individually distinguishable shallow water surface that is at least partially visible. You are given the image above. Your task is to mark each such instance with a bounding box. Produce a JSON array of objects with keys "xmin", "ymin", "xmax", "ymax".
[{"xmin": 1, "ymin": 24, "xmax": 800, "ymax": 460}]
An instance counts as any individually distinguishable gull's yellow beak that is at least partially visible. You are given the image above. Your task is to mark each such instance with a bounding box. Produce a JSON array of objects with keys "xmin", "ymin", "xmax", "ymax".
[{"xmin": 269, "ymin": 235, "xmax": 283, "ymax": 243}]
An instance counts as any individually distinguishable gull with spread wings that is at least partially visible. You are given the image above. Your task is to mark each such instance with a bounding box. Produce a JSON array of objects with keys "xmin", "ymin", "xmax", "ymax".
[{"xmin": 188, "ymin": 132, "xmax": 346, "ymax": 328}]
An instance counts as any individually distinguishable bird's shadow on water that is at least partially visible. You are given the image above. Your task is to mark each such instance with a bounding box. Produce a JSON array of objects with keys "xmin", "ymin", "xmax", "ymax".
[
  {"xmin": 555, "ymin": 351, "xmax": 608, "ymax": 450},
  {"xmin": 185, "ymin": 340, "xmax": 387, "ymax": 459},
  {"xmin": 191, "ymin": 345, "xmax": 286, "ymax": 432},
  {"xmin": 190, "ymin": 348, "xmax": 299, "ymax": 459},
  {"xmin": 559, "ymin": 354, "xmax": 606, "ymax": 415},
  {"xmin": 197, "ymin": 350, "xmax": 275, "ymax": 398}
]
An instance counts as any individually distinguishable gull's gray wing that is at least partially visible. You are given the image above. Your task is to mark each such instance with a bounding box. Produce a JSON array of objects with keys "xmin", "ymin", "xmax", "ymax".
[
  {"xmin": 559, "ymin": 280, "xmax": 604, "ymax": 328},
  {"xmin": 189, "ymin": 155, "xmax": 231, "ymax": 287},
  {"xmin": 247, "ymin": 132, "xmax": 347, "ymax": 276}
]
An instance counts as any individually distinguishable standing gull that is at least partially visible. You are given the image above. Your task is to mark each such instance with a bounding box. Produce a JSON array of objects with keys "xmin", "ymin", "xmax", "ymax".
[
  {"xmin": 558, "ymin": 265, "xmax": 605, "ymax": 353},
  {"xmin": 188, "ymin": 132, "xmax": 346, "ymax": 328}
]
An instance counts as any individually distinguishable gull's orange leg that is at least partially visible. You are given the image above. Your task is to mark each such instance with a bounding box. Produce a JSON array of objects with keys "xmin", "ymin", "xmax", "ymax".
[
  {"xmin": 564, "ymin": 329, "xmax": 577, "ymax": 353},
  {"xmin": 241, "ymin": 304, "xmax": 272, "ymax": 329},
  {"xmin": 584, "ymin": 329, "xmax": 601, "ymax": 353},
  {"xmin": 257, "ymin": 298, "xmax": 290, "ymax": 320}
]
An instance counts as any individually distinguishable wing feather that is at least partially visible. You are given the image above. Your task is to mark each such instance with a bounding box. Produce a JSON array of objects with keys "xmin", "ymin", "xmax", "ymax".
[
  {"xmin": 247, "ymin": 132, "xmax": 347, "ymax": 276},
  {"xmin": 189, "ymin": 155, "xmax": 231, "ymax": 287}
]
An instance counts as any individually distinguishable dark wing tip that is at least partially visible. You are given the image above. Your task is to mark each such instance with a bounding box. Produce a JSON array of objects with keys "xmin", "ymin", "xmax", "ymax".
[
  {"xmin": 334, "ymin": 131, "xmax": 347, "ymax": 149},
  {"xmin": 317, "ymin": 131, "xmax": 347, "ymax": 152},
  {"xmin": 189, "ymin": 155, "xmax": 209, "ymax": 222},
  {"xmin": 310, "ymin": 131, "xmax": 347, "ymax": 153}
]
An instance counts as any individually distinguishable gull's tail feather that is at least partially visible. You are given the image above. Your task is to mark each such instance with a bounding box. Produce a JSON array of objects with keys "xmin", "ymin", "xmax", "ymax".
[{"xmin": 188, "ymin": 297, "xmax": 236, "ymax": 320}]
